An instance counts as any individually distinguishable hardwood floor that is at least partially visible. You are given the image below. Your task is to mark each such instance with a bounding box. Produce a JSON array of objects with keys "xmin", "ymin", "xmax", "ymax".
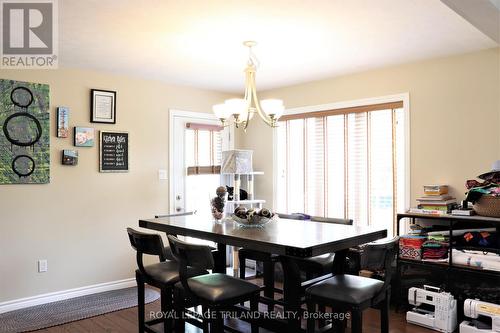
[
  {"xmin": 34, "ymin": 272, "xmax": 430, "ymax": 333},
  {"xmin": 37, "ymin": 298, "xmax": 432, "ymax": 333}
]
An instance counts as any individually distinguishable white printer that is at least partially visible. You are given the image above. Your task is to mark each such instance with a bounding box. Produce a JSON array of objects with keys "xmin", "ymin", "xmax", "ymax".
[
  {"xmin": 460, "ymin": 299, "xmax": 500, "ymax": 333},
  {"xmin": 407, "ymin": 285, "xmax": 457, "ymax": 333}
]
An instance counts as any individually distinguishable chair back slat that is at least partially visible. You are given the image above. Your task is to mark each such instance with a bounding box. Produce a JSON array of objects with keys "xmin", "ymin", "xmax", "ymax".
[
  {"xmin": 311, "ymin": 216, "xmax": 353, "ymax": 225},
  {"xmin": 360, "ymin": 236, "xmax": 399, "ymax": 272},
  {"xmin": 127, "ymin": 228, "xmax": 166, "ymax": 258},
  {"xmin": 277, "ymin": 213, "xmax": 311, "ymax": 220},
  {"xmin": 155, "ymin": 211, "xmax": 196, "ymax": 218},
  {"xmin": 167, "ymin": 235, "xmax": 214, "ymax": 270}
]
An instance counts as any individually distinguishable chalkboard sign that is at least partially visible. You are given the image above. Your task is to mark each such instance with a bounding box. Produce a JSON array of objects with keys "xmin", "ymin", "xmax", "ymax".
[{"xmin": 99, "ymin": 131, "xmax": 129, "ymax": 172}]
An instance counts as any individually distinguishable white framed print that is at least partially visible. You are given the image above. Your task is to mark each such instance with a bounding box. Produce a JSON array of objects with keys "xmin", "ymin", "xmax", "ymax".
[{"xmin": 91, "ymin": 89, "xmax": 116, "ymax": 124}]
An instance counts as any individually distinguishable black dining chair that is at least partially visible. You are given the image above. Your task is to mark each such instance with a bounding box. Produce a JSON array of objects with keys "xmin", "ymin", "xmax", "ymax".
[
  {"xmin": 168, "ymin": 235, "xmax": 261, "ymax": 333},
  {"xmin": 238, "ymin": 213, "xmax": 309, "ymax": 311},
  {"xmin": 305, "ymin": 237, "xmax": 399, "ymax": 333},
  {"xmin": 127, "ymin": 228, "xmax": 208, "ymax": 333},
  {"xmin": 155, "ymin": 211, "xmax": 220, "ymax": 261},
  {"xmin": 295, "ymin": 217, "xmax": 353, "ymax": 279}
]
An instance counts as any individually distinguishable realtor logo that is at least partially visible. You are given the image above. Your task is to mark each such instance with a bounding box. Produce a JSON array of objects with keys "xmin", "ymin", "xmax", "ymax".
[{"xmin": 1, "ymin": 0, "xmax": 58, "ymax": 68}]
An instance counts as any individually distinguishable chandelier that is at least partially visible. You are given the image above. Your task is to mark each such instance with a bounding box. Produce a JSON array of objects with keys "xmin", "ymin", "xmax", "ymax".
[{"xmin": 212, "ymin": 41, "xmax": 285, "ymax": 130}]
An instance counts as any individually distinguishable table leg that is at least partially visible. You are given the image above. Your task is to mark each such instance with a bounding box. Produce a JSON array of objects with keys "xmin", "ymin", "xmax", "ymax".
[
  {"xmin": 214, "ymin": 243, "xmax": 227, "ymax": 273},
  {"xmin": 232, "ymin": 246, "xmax": 240, "ymax": 277},
  {"xmin": 280, "ymin": 256, "xmax": 302, "ymax": 333}
]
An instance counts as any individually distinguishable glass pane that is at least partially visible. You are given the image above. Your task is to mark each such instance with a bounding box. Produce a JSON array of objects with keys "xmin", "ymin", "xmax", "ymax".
[
  {"xmin": 185, "ymin": 174, "xmax": 221, "ymax": 216},
  {"xmin": 275, "ymin": 106, "xmax": 407, "ymax": 235},
  {"xmin": 275, "ymin": 121, "xmax": 288, "ymax": 213},
  {"xmin": 213, "ymin": 131, "xmax": 223, "ymax": 165},
  {"xmin": 287, "ymin": 119, "xmax": 305, "ymax": 213},
  {"xmin": 197, "ymin": 130, "xmax": 211, "ymax": 165},
  {"xmin": 395, "ymin": 108, "xmax": 406, "ymax": 217},
  {"xmin": 305, "ymin": 117, "xmax": 325, "ymax": 216},
  {"xmin": 327, "ymin": 115, "xmax": 345, "ymax": 218},
  {"xmin": 185, "ymin": 129, "xmax": 195, "ymax": 167},
  {"xmin": 347, "ymin": 112, "xmax": 368, "ymax": 227},
  {"xmin": 369, "ymin": 110, "xmax": 393, "ymax": 231}
]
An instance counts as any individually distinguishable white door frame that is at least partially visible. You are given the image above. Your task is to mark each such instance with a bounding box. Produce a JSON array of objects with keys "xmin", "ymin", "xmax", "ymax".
[{"xmin": 169, "ymin": 109, "xmax": 234, "ymax": 213}]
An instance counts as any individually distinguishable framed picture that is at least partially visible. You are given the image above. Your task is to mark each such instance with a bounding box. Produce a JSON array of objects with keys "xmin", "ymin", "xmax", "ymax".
[
  {"xmin": 99, "ymin": 131, "xmax": 129, "ymax": 172},
  {"xmin": 62, "ymin": 150, "xmax": 78, "ymax": 165},
  {"xmin": 90, "ymin": 89, "xmax": 116, "ymax": 124},
  {"xmin": 74, "ymin": 127, "xmax": 95, "ymax": 147},
  {"xmin": 56, "ymin": 107, "xmax": 69, "ymax": 138}
]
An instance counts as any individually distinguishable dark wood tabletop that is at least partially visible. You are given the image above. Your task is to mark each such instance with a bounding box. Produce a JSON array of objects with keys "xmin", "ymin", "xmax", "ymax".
[{"xmin": 139, "ymin": 215, "xmax": 387, "ymax": 258}]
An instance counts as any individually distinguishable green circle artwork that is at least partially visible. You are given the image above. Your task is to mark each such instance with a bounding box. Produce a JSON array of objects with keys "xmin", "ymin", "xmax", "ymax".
[{"xmin": 0, "ymin": 79, "xmax": 50, "ymax": 184}]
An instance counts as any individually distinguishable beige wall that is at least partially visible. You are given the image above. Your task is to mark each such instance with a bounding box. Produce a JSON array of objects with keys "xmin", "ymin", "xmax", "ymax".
[
  {"xmin": 0, "ymin": 68, "xmax": 232, "ymax": 302},
  {"xmin": 1, "ymin": 47, "xmax": 499, "ymax": 303},
  {"xmin": 239, "ymin": 48, "xmax": 500, "ymax": 209}
]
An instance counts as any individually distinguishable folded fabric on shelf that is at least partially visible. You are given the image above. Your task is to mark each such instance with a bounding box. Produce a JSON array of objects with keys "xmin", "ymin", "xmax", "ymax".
[
  {"xmin": 422, "ymin": 240, "xmax": 449, "ymax": 260},
  {"xmin": 452, "ymin": 249, "xmax": 500, "ymax": 272}
]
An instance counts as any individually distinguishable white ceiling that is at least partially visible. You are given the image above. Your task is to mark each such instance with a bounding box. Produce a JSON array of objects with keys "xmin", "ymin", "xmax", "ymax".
[{"xmin": 59, "ymin": 0, "xmax": 497, "ymax": 92}]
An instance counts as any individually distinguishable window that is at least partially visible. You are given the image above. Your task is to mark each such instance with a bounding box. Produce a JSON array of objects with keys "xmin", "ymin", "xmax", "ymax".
[
  {"xmin": 185, "ymin": 122, "xmax": 223, "ymax": 175},
  {"xmin": 275, "ymin": 101, "xmax": 407, "ymax": 234},
  {"xmin": 185, "ymin": 122, "xmax": 223, "ymax": 215}
]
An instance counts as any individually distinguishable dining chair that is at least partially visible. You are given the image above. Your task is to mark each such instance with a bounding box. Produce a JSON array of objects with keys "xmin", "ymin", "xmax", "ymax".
[
  {"xmin": 126, "ymin": 228, "xmax": 208, "ymax": 333},
  {"xmin": 238, "ymin": 213, "xmax": 310, "ymax": 311},
  {"xmin": 296, "ymin": 217, "xmax": 353, "ymax": 279},
  {"xmin": 305, "ymin": 237, "xmax": 399, "ymax": 333},
  {"xmin": 155, "ymin": 211, "xmax": 218, "ymax": 257},
  {"xmin": 168, "ymin": 235, "xmax": 261, "ymax": 333}
]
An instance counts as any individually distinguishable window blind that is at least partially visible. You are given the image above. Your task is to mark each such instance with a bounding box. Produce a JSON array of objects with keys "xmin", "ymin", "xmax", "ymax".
[
  {"xmin": 185, "ymin": 123, "xmax": 223, "ymax": 175},
  {"xmin": 276, "ymin": 103, "xmax": 406, "ymax": 234}
]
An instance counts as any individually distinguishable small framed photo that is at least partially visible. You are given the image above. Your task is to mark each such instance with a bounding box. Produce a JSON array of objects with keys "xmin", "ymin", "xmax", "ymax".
[
  {"xmin": 74, "ymin": 127, "xmax": 95, "ymax": 147},
  {"xmin": 62, "ymin": 150, "xmax": 78, "ymax": 165},
  {"xmin": 91, "ymin": 89, "xmax": 116, "ymax": 124},
  {"xmin": 57, "ymin": 107, "xmax": 69, "ymax": 138}
]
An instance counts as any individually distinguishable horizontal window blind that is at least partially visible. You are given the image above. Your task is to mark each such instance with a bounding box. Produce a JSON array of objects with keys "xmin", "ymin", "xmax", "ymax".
[
  {"xmin": 185, "ymin": 123, "xmax": 222, "ymax": 175},
  {"xmin": 276, "ymin": 103, "xmax": 406, "ymax": 235}
]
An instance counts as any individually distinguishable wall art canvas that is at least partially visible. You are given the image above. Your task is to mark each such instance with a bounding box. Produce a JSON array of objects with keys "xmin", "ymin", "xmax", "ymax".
[
  {"xmin": 0, "ymin": 79, "xmax": 50, "ymax": 184},
  {"xmin": 57, "ymin": 107, "xmax": 69, "ymax": 138},
  {"xmin": 74, "ymin": 127, "xmax": 94, "ymax": 147},
  {"xmin": 62, "ymin": 150, "xmax": 78, "ymax": 165}
]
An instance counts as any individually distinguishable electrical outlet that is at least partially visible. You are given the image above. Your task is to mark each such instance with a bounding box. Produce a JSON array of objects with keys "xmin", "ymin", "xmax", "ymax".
[{"xmin": 38, "ymin": 259, "xmax": 47, "ymax": 273}]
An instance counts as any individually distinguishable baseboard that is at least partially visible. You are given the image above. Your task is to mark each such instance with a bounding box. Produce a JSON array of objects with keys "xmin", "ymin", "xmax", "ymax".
[{"xmin": 0, "ymin": 278, "xmax": 136, "ymax": 314}]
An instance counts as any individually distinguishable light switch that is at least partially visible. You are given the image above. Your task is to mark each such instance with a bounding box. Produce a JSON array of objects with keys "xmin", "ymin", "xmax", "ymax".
[
  {"xmin": 38, "ymin": 259, "xmax": 47, "ymax": 273},
  {"xmin": 158, "ymin": 169, "xmax": 168, "ymax": 180}
]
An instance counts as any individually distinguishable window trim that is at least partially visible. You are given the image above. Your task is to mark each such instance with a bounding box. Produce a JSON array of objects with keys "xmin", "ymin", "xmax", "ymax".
[
  {"xmin": 279, "ymin": 101, "xmax": 404, "ymax": 121},
  {"xmin": 272, "ymin": 93, "xmax": 410, "ymax": 234}
]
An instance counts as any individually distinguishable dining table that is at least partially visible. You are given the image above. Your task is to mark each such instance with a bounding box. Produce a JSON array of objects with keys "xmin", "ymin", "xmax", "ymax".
[{"xmin": 139, "ymin": 214, "xmax": 387, "ymax": 332}]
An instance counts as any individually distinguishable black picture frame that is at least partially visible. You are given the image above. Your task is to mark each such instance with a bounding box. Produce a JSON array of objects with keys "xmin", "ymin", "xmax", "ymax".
[
  {"xmin": 90, "ymin": 89, "xmax": 116, "ymax": 124},
  {"xmin": 99, "ymin": 130, "xmax": 129, "ymax": 173}
]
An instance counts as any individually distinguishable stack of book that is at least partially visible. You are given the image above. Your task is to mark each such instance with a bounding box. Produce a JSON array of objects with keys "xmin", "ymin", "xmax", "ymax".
[{"xmin": 409, "ymin": 185, "xmax": 458, "ymax": 215}]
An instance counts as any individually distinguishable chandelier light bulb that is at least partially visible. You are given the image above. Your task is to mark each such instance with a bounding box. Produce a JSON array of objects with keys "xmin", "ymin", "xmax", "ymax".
[
  {"xmin": 261, "ymin": 99, "xmax": 284, "ymax": 118},
  {"xmin": 213, "ymin": 42, "xmax": 284, "ymax": 130},
  {"xmin": 213, "ymin": 103, "xmax": 229, "ymax": 120},
  {"xmin": 224, "ymin": 98, "xmax": 247, "ymax": 116}
]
